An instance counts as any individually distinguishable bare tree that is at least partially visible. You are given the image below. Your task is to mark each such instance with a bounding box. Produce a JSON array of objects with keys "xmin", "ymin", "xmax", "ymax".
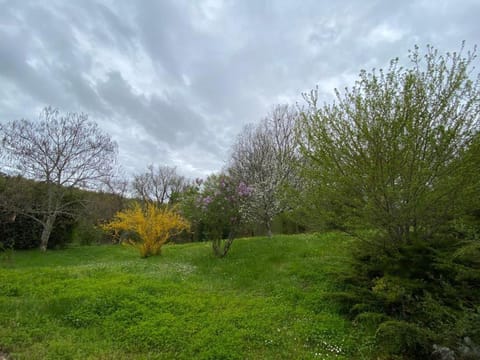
[
  {"xmin": 229, "ymin": 104, "xmax": 299, "ymax": 236},
  {"xmin": 132, "ymin": 165, "xmax": 186, "ymax": 205},
  {"xmin": 101, "ymin": 167, "xmax": 130, "ymax": 199},
  {"xmin": 0, "ymin": 106, "xmax": 117, "ymax": 251}
]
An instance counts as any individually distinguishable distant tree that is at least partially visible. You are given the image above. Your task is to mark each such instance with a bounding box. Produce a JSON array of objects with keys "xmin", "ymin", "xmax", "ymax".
[
  {"xmin": 298, "ymin": 44, "xmax": 480, "ymax": 245},
  {"xmin": 0, "ymin": 107, "xmax": 117, "ymax": 251},
  {"xmin": 132, "ymin": 165, "xmax": 186, "ymax": 205},
  {"xmin": 103, "ymin": 202, "xmax": 190, "ymax": 257},
  {"xmin": 103, "ymin": 169, "xmax": 130, "ymax": 200},
  {"xmin": 177, "ymin": 178, "xmax": 207, "ymax": 242},
  {"xmin": 229, "ymin": 104, "xmax": 299, "ymax": 237}
]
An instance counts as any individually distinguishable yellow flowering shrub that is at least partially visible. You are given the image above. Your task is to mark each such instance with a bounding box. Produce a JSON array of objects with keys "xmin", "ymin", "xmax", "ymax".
[{"xmin": 103, "ymin": 202, "xmax": 190, "ymax": 257}]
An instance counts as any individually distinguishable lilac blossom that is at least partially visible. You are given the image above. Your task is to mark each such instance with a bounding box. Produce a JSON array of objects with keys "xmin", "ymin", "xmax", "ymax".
[
  {"xmin": 203, "ymin": 196, "xmax": 213, "ymax": 205},
  {"xmin": 237, "ymin": 182, "xmax": 253, "ymax": 197}
]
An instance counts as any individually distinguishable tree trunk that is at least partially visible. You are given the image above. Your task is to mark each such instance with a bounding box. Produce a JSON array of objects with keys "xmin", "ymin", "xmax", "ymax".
[
  {"xmin": 39, "ymin": 214, "xmax": 56, "ymax": 251},
  {"xmin": 212, "ymin": 232, "xmax": 235, "ymax": 258},
  {"xmin": 266, "ymin": 221, "xmax": 273, "ymax": 238}
]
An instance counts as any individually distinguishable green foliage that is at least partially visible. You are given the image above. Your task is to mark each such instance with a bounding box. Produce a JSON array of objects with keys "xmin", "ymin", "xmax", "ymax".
[
  {"xmin": 298, "ymin": 44, "xmax": 480, "ymax": 244},
  {"xmin": 335, "ymin": 232, "xmax": 480, "ymax": 359},
  {"xmin": 71, "ymin": 219, "xmax": 105, "ymax": 245},
  {"xmin": 0, "ymin": 212, "xmax": 41, "ymax": 249},
  {"xmin": 354, "ymin": 312, "xmax": 390, "ymax": 328},
  {"xmin": 0, "ymin": 211, "xmax": 76, "ymax": 250},
  {"xmin": 375, "ymin": 320, "xmax": 433, "ymax": 358}
]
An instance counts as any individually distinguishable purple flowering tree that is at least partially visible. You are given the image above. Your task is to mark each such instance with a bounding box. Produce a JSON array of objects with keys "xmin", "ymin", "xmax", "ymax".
[{"xmin": 199, "ymin": 174, "xmax": 252, "ymax": 257}]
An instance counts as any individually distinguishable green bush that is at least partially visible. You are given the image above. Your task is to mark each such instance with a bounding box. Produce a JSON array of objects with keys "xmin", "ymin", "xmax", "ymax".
[
  {"xmin": 71, "ymin": 220, "xmax": 105, "ymax": 245},
  {"xmin": 375, "ymin": 320, "xmax": 433, "ymax": 359},
  {"xmin": 0, "ymin": 211, "xmax": 75, "ymax": 250},
  {"xmin": 0, "ymin": 213, "xmax": 42, "ymax": 249},
  {"xmin": 354, "ymin": 312, "xmax": 390, "ymax": 328},
  {"xmin": 333, "ymin": 231, "xmax": 480, "ymax": 358}
]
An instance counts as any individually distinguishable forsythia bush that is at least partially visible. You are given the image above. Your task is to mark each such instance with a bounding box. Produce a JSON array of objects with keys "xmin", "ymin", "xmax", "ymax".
[{"xmin": 103, "ymin": 202, "xmax": 190, "ymax": 257}]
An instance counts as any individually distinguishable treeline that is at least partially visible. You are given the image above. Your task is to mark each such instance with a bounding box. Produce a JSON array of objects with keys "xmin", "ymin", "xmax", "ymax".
[
  {"xmin": 0, "ymin": 95, "xmax": 303, "ymax": 253},
  {"xmin": 0, "ymin": 167, "xmax": 301, "ymax": 251}
]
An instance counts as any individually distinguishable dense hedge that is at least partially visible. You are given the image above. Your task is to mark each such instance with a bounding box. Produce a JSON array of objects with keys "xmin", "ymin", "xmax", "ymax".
[
  {"xmin": 0, "ymin": 175, "xmax": 125, "ymax": 250},
  {"xmin": 333, "ymin": 224, "xmax": 480, "ymax": 359},
  {"xmin": 0, "ymin": 211, "xmax": 76, "ymax": 250}
]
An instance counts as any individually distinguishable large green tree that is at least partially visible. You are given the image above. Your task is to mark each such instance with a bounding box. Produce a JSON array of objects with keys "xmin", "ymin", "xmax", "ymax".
[{"xmin": 298, "ymin": 45, "xmax": 480, "ymax": 245}]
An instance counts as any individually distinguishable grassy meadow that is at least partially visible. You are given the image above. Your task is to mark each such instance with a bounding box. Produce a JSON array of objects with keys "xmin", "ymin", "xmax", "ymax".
[{"xmin": 0, "ymin": 233, "xmax": 375, "ymax": 359}]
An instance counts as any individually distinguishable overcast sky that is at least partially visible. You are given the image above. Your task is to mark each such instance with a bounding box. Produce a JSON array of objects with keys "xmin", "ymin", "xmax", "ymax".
[{"xmin": 1, "ymin": 0, "xmax": 478, "ymax": 179}]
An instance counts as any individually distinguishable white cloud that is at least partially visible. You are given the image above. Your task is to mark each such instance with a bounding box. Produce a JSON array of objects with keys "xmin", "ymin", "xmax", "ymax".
[{"xmin": 365, "ymin": 23, "xmax": 405, "ymax": 45}]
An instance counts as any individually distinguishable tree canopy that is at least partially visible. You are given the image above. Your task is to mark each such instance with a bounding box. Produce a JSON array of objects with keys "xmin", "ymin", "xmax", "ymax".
[{"xmin": 298, "ymin": 45, "xmax": 480, "ymax": 244}]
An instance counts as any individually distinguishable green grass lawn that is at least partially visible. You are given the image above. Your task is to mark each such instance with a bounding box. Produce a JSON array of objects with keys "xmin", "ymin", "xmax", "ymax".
[{"xmin": 0, "ymin": 233, "xmax": 374, "ymax": 359}]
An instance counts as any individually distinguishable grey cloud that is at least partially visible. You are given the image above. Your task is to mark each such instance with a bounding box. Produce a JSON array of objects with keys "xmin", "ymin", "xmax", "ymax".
[
  {"xmin": 0, "ymin": 2, "xmax": 100, "ymax": 111},
  {"xmin": 134, "ymin": 1, "xmax": 199, "ymax": 83},
  {"xmin": 0, "ymin": 28, "xmax": 66, "ymax": 107},
  {"xmin": 0, "ymin": 0, "xmax": 478, "ymax": 178},
  {"xmin": 96, "ymin": 70, "xmax": 223, "ymax": 156}
]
